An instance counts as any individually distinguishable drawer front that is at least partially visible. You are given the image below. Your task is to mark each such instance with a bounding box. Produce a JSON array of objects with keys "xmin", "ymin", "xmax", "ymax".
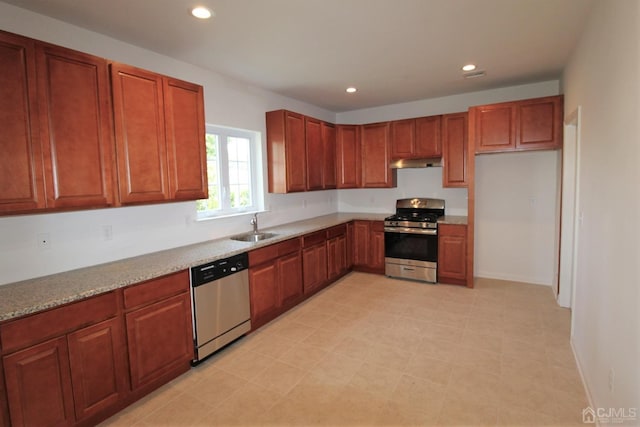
[
  {"xmin": 249, "ymin": 238, "xmax": 301, "ymax": 266},
  {"xmin": 326, "ymin": 223, "xmax": 347, "ymax": 239},
  {"xmin": 123, "ymin": 270, "xmax": 189, "ymax": 310},
  {"xmin": 302, "ymin": 230, "xmax": 326, "ymax": 248},
  {"xmin": 1, "ymin": 292, "xmax": 118, "ymax": 353},
  {"xmin": 439, "ymin": 223, "xmax": 467, "ymax": 237}
]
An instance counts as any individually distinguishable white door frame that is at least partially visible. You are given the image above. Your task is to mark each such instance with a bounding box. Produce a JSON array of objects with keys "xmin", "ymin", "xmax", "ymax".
[{"xmin": 557, "ymin": 106, "xmax": 581, "ymax": 309}]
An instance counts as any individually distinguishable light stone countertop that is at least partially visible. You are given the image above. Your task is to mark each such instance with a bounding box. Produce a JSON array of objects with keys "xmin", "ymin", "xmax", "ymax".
[
  {"xmin": 0, "ymin": 212, "xmax": 391, "ymax": 322},
  {"xmin": 438, "ymin": 215, "xmax": 468, "ymax": 225}
]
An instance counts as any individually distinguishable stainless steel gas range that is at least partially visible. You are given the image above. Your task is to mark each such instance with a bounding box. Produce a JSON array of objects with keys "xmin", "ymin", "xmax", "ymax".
[{"xmin": 384, "ymin": 198, "xmax": 445, "ymax": 283}]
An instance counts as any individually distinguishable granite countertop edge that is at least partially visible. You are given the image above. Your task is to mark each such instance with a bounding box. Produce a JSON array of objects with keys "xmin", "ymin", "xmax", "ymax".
[{"xmin": 0, "ymin": 212, "xmax": 400, "ymax": 322}]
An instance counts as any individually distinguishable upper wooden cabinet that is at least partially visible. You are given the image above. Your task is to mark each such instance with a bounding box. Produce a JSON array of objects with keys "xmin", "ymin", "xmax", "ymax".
[
  {"xmin": 391, "ymin": 115, "xmax": 442, "ymax": 159},
  {"xmin": 442, "ymin": 112, "xmax": 468, "ymax": 188},
  {"xmin": 111, "ymin": 63, "xmax": 207, "ymax": 205},
  {"xmin": 266, "ymin": 110, "xmax": 306, "ymax": 193},
  {"xmin": 305, "ymin": 116, "xmax": 323, "ymax": 191},
  {"xmin": 321, "ymin": 122, "xmax": 337, "ymax": 189},
  {"xmin": 361, "ymin": 122, "xmax": 396, "ymax": 188},
  {"xmin": 336, "ymin": 124, "xmax": 361, "ymax": 189},
  {"xmin": 472, "ymin": 95, "xmax": 563, "ymax": 153},
  {"xmin": 0, "ymin": 32, "xmax": 115, "ymax": 214}
]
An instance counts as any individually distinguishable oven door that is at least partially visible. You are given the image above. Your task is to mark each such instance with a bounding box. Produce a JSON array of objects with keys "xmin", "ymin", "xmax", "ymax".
[{"xmin": 384, "ymin": 227, "xmax": 438, "ymax": 282}]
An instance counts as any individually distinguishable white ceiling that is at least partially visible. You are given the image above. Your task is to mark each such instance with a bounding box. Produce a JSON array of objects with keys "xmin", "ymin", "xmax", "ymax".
[{"xmin": 2, "ymin": 0, "xmax": 594, "ymax": 112}]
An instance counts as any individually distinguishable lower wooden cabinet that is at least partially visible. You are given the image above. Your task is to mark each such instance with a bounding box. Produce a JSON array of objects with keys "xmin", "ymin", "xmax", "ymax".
[
  {"xmin": 327, "ymin": 225, "xmax": 348, "ymax": 281},
  {"xmin": 302, "ymin": 241, "xmax": 328, "ymax": 295},
  {"xmin": 352, "ymin": 220, "xmax": 385, "ymax": 274},
  {"xmin": 438, "ymin": 224, "xmax": 467, "ymax": 285}
]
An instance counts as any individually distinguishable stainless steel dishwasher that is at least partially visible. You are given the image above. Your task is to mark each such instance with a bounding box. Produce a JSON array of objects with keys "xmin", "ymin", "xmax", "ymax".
[{"xmin": 190, "ymin": 252, "xmax": 251, "ymax": 364}]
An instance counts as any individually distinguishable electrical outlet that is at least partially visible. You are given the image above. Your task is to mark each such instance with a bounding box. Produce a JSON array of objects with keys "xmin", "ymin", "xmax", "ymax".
[
  {"xmin": 102, "ymin": 225, "xmax": 113, "ymax": 241},
  {"xmin": 37, "ymin": 233, "xmax": 51, "ymax": 250},
  {"xmin": 609, "ymin": 368, "xmax": 615, "ymax": 392}
]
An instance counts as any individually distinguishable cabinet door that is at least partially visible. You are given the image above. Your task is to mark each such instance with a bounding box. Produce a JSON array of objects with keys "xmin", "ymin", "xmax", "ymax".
[
  {"xmin": 3, "ymin": 336, "xmax": 74, "ymax": 427},
  {"xmin": 249, "ymin": 261, "xmax": 280, "ymax": 325},
  {"xmin": 284, "ymin": 111, "xmax": 306, "ymax": 192},
  {"xmin": 336, "ymin": 125, "xmax": 361, "ymax": 188},
  {"xmin": 126, "ymin": 293, "xmax": 193, "ymax": 390},
  {"xmin": 303, "ymin": 243, "xmax": 327, "ymax": 294},
  {"xmin": 442, "ymin": 112, "xmax": 468, "ymax": 188},
  {"xmin": 352, "ymin": 221, "xmax": 371, "ymax": 267},
  {"xmin": 36, "ymin": 43, "xmax": 115, "ymax": 209},
  {"xmin": 111, "ymin": 63, "xmax": 169, "ymax": 204},
  {"xmin": 438, "ymin": 224, "xmax": 467, "ymax": 285},
  {"xmin": 326, "ymin": 238, "xmax": 339, "ymax": 281},
  {"xmin": 473, "ymin": 104, "xmax": 516, "ymax": 153},
  {"xmin": 369, "ymin": 222, "xmax": 385, "ymax": 272},
  {"xmin": 415, "ymin": 115, "xmax": 442, "ymax": 157},
  {"xmin": 361, "ymin": 122, "xmax": 395, "ymax": 188},
  {"xmin": 321, "ymin": 122, "xmax": 337, "ymax": 189},
  {"xmin": 346, "ymin": 222, "xmax": 354, "ymax": 269},
  {"xmin": 516, "ymin": 96, "xmax": 563, "ymax": 151},
  {"xmin": 0, "ymin": 32, "xmax": 44, "ymax": 213},
  {"xmin": 67, "ymin": 317, "xmax": 127, "ymax": 422},
  {"xmin": 279, "ymin": 251, "xmax": 304, "ymax": 307},
  {"xmin": 305, "ymin": 117, "xmax": 323, "ymax": 190},
  {"xmin": 390, "ymin": 119, "xmax": 415, "ymax": 159},
  {"xmin": 164, "ymin": 78, "xmax": 207, "ymax": 200}
]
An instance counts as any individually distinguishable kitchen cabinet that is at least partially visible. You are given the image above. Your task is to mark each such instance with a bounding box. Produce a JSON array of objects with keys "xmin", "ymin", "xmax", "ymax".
[
  {"xmin": 438, "ymin": 224, "xmax": 467, "ymax": 286},
  {"xmin": 266, "ymin": 110, "xmax": 306, "ymax": 193},
  {"xmin": 249, "ymin": 238, "xmax": 303, "ymax": 329},
  {"xmin": 1, "ymin": 292, "xmax": 126, "ymax": 427},
  {"xmin": 305, "ymin": 117, "xmax": 324, "ymax": 190},
  {"xmin": 111, "ymin": 63, "xmax": 207, "ymax": 205},
  {"xmin": 0, "ymin": 31, "xmax": 116, "ymax": 214},
  {"xmin": 326, "ymin": 224, "xmax": 348, "ymax": 281},
  {"xmin": 302, "ymin": 231, "xmax": 328, "ymax": 295},
  {"xmin": 391, "ymin": 116, "xmax": 442, "ymax": 159},
  {"xmin": 442, "ymin": 112, "xmax": 468, "ymax": 188},
  {"xmin": 322, "ymin": 122, "xmax": 337, "ymax": 189},
  {"xmin": 352, "ymin": 220, "xmax": 385, "ymax": 274},
  {"xmin": 361, "ymin": 122, "xmax": 396, "ymax": 188},
  {"xmin": 336, "ymin": 125, "xmax": 361, "ymax": 188},
  {"xmin": 123, "ymin": 270, "xmax": 193, "ymax": 391},
  {"xmin": 472, "ymin": 95, "xmax": 563, "ymax": 153}
]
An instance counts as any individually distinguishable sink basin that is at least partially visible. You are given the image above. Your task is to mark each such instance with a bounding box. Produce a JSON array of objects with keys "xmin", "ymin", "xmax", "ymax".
[{"xmin": 230, "ymin": 232, "xmax": 278, "ymax": 242}]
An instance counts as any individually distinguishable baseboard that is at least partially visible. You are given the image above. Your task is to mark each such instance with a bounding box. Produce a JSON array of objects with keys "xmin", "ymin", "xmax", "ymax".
[
  {"xmin": 475, "ymin": 271, "xmax": 551, "ymax": 286},
  {"xmin": 570, "ymin": 337, "xmax": 599, "ymax": 426}
]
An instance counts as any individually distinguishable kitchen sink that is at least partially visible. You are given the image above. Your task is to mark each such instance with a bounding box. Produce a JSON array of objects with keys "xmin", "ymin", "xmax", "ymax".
[{"xmin": 230, "ymin": 232, "xmax": 278, "ymax": 242}]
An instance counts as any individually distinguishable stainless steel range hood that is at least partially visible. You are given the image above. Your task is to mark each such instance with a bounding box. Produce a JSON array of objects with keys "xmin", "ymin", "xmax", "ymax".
[{"xmin": 390, "ymin": 158, "xmax": 442, "ymax": 169}]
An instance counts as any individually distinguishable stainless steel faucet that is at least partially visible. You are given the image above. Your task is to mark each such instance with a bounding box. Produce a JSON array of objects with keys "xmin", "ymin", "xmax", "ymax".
[{"xmin": 250, "ymin": 213, "xmax": 259, "ymax": 234}]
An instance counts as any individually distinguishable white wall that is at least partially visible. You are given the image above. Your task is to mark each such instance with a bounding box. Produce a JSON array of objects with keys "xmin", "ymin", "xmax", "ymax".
[
  {"xmin": 562, "ymin": 0, "xmax": 640, "ymax": 415},
  {"xmin": 337, "ymin": 82, "xmax": 561, "ymax": 285},
  {"xmin": 0, "ymin": 3, "xmax": 338, "ymax": 285}
]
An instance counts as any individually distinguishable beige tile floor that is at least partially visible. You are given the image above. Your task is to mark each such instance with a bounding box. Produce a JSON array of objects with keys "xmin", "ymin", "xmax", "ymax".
[{"xmin": 101, "ymin": 272, "xmax": 589, "ymax": 426}]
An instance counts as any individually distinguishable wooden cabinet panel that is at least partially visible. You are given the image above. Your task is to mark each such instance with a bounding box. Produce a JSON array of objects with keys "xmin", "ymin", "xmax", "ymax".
[
  {"xmin": 438, "ymin": 224, "xmax": 467, "ymax": 286},
  {"xmin": 370, "ymin": 222, "xmax": 385, "ymax": 272},
  {"xmin": 302, "ymin": 243, "xmax": 327, "ymax": 294},
  {"xmin": 280, "ymin": 251, "xmax": 304, "ymax": 307},
  {"xmin": 305, "ymin": 117, "xmax": 323, "ymax": 191},
  {"xmin": 352, "ymin": 220, "xmax": 385, "ymax": 273},
  {"xmin": 321, "ymin": 122, "xmax": 337, "ymax": 189},
  {"xmin": 361, "ymin": 122, "xmax": 395, "ymax": 188},
  {"xmin": 249, "ymin": 261, "xmax": 280, "ymax": 326},
  {"xmin": 346, "ymin": 222, "xmax": 354, "ymax": 269},
  {"xmin": 3, "ymin": 336, "xmax": 74, "ymax": 427},
  {"xmin": 516, "ymin": 96, "xmax": 563, "ymax": 150},
  {"xmin": 352, "ymin": 221, "xmax": 371, "ymax": 267},
  {"xmin": 125, "ymin": 293, "xmax": 193, "ymax": 390},
  {"xmin": 36, "ymin": 43, "xmax": 115, "ymax": 209},
  {"xmin": 390, "ymin": 119, "xmax": 415, "ymax": 159},
  {"xmin": 336, "ymin": 125, "xmax": 361, "ymax": 188},
  {"xmin": 164, "ymin": 78, "xmax": 207, "ymax": 200},
  {"xmin": 0, "ymin": 31, "xmax": 44, "ymax": 213},
  {"xmin": 266, "ymin": 110, "xmax": 306, "ymax": 193},
  {"xmin": 442, "ymin": 112, "xmax": 468, "ymax": 188},
  {"xmin": 123, "ymin": 270, "xmax": 189, "ymax": 310},
  {"xmin": 327, "ymin": 234, "xmax": 348, "ymax": 281},
  {"xmin": 111, "ymin": 63, "xmax": 169, "ymax": 204},
  {"xmin": 415, "ymin": 115, "xmax": 442, "ymax": 157},
  {"xmin": 67, "ymin": 318, "xmax": 127, "ymax": 421},
  {"xmin": 473, "ymin": 104, "xmax": 515, "ymax": 153}
]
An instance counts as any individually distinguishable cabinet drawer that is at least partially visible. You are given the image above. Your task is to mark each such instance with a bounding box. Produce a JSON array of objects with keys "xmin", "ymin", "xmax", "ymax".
[
  {"xmin": 249, "ymin": 238, "xmax": 301, "ymax": 266},
  {"xmin": 326, "ymin": 224, "xmax": 347, "ymax": 239},
  {"xmin": 371, "ymin": 221, "xmax": 384, "ymax": 232},
  {"xmin": 439, "ymin": 224, "xmax": 466, "ymax": 237},
  {"xmin": 123, "ymin": 270, "xmax": 189, "ymax": 310},
  {"xmin": 0, "ymin": 292, "xmax": 118, "ymax": 354},
  {"xmin": 302, "ymin": 230, "xmax": 326, "ymax": 248}
]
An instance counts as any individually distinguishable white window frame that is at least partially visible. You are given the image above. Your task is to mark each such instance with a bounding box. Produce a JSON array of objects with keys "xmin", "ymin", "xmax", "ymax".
[{"xmin": 197, "ymin": 124, "xmax": 261, "ymax": 219}]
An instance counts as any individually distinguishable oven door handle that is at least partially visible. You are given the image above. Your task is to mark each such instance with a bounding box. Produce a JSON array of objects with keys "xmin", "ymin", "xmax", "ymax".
[{"xmin": 384, "ymin": 227, "xmax": 437, "ymax": 235}]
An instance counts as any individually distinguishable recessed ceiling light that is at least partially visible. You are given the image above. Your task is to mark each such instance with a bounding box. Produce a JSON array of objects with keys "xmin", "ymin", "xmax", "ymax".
[
  {"xmin": 191, "ymin": 6, "xmax": 212, "ymax": 19},
  {"xmin": 462, "ymin": 64, "xmax": 476, "ymax": 72},
  {"xmin": 346, "ymin": 87, "xmax": 357, "ymax": 93}
]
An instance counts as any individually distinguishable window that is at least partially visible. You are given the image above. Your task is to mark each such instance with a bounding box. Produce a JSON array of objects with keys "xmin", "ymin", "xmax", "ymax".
[{"xmin": 197, "ymin": 125, "xmax": 261, "ymax": 218}]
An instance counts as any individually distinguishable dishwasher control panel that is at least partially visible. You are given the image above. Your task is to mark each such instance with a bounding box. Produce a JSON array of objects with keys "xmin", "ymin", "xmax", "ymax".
[{"xmin": 191, "ymin": 252, "xmax": 248, "ymax": 287}]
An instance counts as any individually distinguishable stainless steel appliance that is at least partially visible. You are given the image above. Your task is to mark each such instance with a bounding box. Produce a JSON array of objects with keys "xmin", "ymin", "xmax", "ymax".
[
  {"xmin": 384, "ymin": 198, "xmax": 445, "ymax": 283},
  {"xmin": 190, "ymin": 252, "xmax": 251, "ymax": 364}
]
